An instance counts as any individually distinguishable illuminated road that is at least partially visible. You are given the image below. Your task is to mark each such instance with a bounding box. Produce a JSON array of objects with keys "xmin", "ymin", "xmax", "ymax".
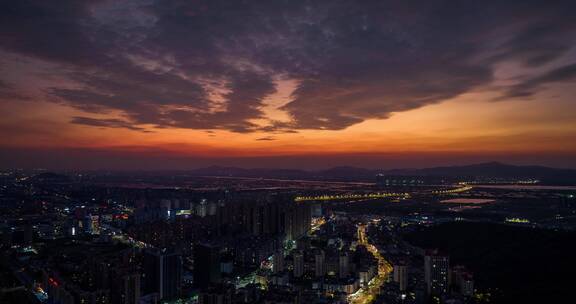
[
  {"xmin": 295, "ymin": 185, "xmax": 474, "ymax": 203},
  {"xmin": 311, "ymin": 217, "xmax": 327, "ymax": 232},
  {"xmin": 431, "ymin": 185, "xmax": 472, "ymax": 194},
  {"xmin": 348, "ymin": 223, "xmax": 393, "ymax": 304},
  {"xmin": 295, "ymin": 192, "xmax": 409, "ymax": 202}
]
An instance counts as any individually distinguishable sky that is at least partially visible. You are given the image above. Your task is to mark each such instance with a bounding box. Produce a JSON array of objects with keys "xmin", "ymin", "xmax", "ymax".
[{"xmin": 1, "ymin": 0, "xmax": 575, "ymax": 170}]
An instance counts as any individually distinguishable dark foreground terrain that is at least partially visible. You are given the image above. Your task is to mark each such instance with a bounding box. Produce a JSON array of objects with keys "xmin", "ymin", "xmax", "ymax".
[{"xmin": 405, "ymin": 222, "xmax": 576, "ymax": 303}]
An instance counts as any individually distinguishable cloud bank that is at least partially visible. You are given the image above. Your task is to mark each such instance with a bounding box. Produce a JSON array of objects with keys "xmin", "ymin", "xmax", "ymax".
[{"xmin": 1, "ymin": 0, "xmax": 575, "ymax": 133}]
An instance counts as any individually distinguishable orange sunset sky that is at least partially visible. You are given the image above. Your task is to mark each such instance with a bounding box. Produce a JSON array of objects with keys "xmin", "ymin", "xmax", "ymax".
[{"xmin": 1, "ymin": 0, "xmax": 575, "ymax": 169}]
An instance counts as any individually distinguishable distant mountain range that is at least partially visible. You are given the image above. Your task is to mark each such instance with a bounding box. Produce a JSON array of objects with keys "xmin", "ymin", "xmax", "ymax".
[
  {"xmin": 184, "ymin": 162, "xmax": 576, "ymax": 184},
  {"xmin": 387, "ymin": 162, "xmax": 576, "ymax": 180}
]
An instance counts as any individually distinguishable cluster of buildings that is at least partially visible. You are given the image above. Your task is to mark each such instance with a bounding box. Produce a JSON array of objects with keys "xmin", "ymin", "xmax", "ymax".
[
  {"xmin": 364, "ymin": 219, "xmax": 477, "ymax": 304},
  {"xmin": 0, "ymin": 175, "xmax": 321, "ymax": 304},
  {"xmin": 6, "ymin": 170, "xmax": 570, "ymax": 303},
  {"xmin": 191, "ymin": 213, "xmax": 383, "ymax": 304}
]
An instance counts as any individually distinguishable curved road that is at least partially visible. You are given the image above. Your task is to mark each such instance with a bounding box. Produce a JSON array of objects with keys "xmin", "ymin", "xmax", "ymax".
[{"xmin": 348, "ymin": 223, "xmax": 393, "ymax": 304}]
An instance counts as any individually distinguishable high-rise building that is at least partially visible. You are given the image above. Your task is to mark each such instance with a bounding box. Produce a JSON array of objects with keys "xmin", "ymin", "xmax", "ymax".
[
  {"xmin": 143, "ymin": 249, "xmax": 182, "ymax": 300},
  {"xmin": 393, "ymin": 263, "xmax": 408, "ymax": 291},
  {"xmin": 461, "ymin": 274, "xmax": 474, "ymax": 297},
  {"xmin": 339, "ymin": 252, "xmax": 349, "ymax": 279},
  {"xmin": 272, "ymin": 251, "xmax": 284, "ymax": 274},
  {"xmin": 315, "ymin": 250, "xmax": 325, "ymax": 277},
  {"xmin": 452, "ymin": 266, "xmax": 474, "ymax": 297},
  {"xmin": 84, "ymin": 215, "xmax": 100, "ymax": 234},
  {"xmin": 196, "ymin": 199, "xmax": 208, "ymax": 217},
  {"xmin": 92, "ymin": 261, "xmax": 110, "ymax": 290},
  {"xmin": 2, "ymin": 227, "xmax": 12, "ymax": 247},
  {"xmin": 293, "ymin": 251, "xmax": 304, "ymax": 278},
  {"xmin": 120, "ymin": 273, "xmax": 141, "ymax": 304},
  {"xmin": 311, "ymin": 203, "xmax": 322, "ymax": 217},
  {"xmin": 23, "ymin": 223, "xmax": 33, "ymax": 246},
  {"xmin": 208, "ymin": 201, "xmax": 218, "ymax": 216},
  {"xmin": 210, "ymin": 195, "xmax": 310, "ymax": 239},
  {"xmin": 198, "ymin": 284, "xmax": 234, "ymax": 304},
  {"xmin": 424, "ymin": 250, "xmax": 449, "ymax": 295},
  {"xmin": 194, "ymin": 243, "xmax": 221, "ymax": 288},
  {"xmin": 285, "ymin": 202, "xmax": 311, "ymax": 240}
]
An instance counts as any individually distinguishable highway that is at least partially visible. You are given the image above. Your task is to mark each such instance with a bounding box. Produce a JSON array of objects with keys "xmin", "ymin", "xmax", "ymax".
[
  {"xmin": 295, "ymin": 192, "xmax": 409, "ymax": 202},
  {"xmin": 295, "ymin": 185, "xmax": 473, "ymax": 202},
  {"xmin": 348, "ymin": 223, "xmax": 393, "ymax": 304}
]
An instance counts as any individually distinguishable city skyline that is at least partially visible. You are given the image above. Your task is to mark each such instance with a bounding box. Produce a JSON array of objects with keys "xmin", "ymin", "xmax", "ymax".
[{"xmin": 1, "ymin": 0, "xmax": 576, "ymax": 169}]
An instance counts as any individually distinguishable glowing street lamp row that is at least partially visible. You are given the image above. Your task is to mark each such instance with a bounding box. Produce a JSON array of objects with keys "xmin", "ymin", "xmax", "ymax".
[{"xmin": 294, "ymin": 192, "xmax": 410, "ymax": 202}]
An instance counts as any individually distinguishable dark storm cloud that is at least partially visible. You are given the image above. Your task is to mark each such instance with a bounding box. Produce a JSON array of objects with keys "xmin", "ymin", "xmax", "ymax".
[
  {"xmin": 160, "ymin": 71, "xmax": 276, "ymax": 132},
  {"xmin": 0, "ymin": 0, "xmax": 117, "ymax": 66},
  {"xmin": 70, "ymin": 116, "xmax": 152, "ymax": 132},
  {"xmin": 0, "ymin": 80, "xmax": 28, "ymax": 101},
  {"xmin": 502, "ymin": 63, "xmax": 576, "ymax": 99},
  {"xmin": 490, "ymin": 24, "xmax": 575, "ymax": 67},
  {"xmin": 1, "ymin": 0, "xmax": 575, "ymax": 132}
]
